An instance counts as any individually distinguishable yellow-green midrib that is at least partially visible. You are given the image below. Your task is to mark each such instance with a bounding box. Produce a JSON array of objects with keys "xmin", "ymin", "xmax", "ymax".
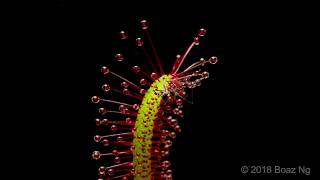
[{"xmin": 133, "ymin": 75, "xmax": 171, "ymax": 180}]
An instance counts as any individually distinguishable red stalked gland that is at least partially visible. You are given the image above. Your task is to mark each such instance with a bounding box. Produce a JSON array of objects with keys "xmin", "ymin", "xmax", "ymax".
[
  {"xmin": 94, "ymin": 135, "xmax": 101, "ymax": 142},
  {"xmin": 102, "ymin": 139, "xmax": 110, "ymax": 146},
  {"xmin": 92, "ymin": 151, "xmax": 101, "ymax": 160},
  {"xmin": 107, "ymin": 168, "xmax": 115, "ymax": 176},
  {"xmin": 132, "ymin": 104, "xmax": 140, "ymax": 110},
  {"xmin": 141, "ymin": 20, "xmax": 148, "ymax": 29},
  {"xmin": 114, "ymin": 156, "xmax": 121, "ymax": 163},
  {"xmin": 140, "ymin": 89, "xmax": 146, "ymax": 94},
  {"xmin": 117, "ymin": 136, "xmax": 124, "ymax": 142},
  {"xmin": 101, "ymin": 66, "xmax": 110, "ymax": 75},
  {"xmin": 121, "ymin": 81, "xmax": 129, "ymax": 88},
  {"xmin": 91, "ymin": 96, "xmax": 100, "ymax": 103},
  {"xmin": 95, "ymin": 118, "xmax": 101, "ymax": 126},
  {"xmin": 209, "ymin": 56, "xmax": 218, "ymax": 64},
  {"xmin": 115, "ymin": 53, "xmax": 124, "ymax": 61},
  {"xmin": 112, "ymin": 150, "xmax": 119, "ymax": 156},
  {"xmin": 120, "ymin": 31, "xmax": 128, "ymax": 40},
  {"xmin": 198, "ymin": 28, "xmax": 207, "ymax": 36},
  {"xmin": 150, "ymin": 72, "xmax": 159, "ymax": 80},
  {"xmin": 98, "ymin": 166, "xmax": 106, "ymax": 175},
  {"xmin": 140, "ymin": 79, "xmax": 147, "ymax": 85},
  {"xmin": 136, "ymin": 38, "xmax": 144, "ymax": 46},
  {"xmin": 123, "ymin": 89, "xmax": 129, "ymax": 95},
  {"xmin": 202, "ymin": 71, "xmax": 209, "ymax": 79},
  {"xmin": 111, "ymin": 125, "xmax": 118, "ymax": 131},
  {"xmin": 102, "ymin": 84, "xmax": 111, "ymax": 92},
  {"xmin": 175, "ymin": 98, "xmax": 183, "ymax": 106},
  {"xmin": 193, "ymin": 37, "xmax": 199, "ymax": 45},
  {"xmin": 99, "ymin": 108, "xmax": 107, "ymax": 115},
  {"xmin": 132, "ymin": 66, "xmax": 140, "ymax": 73}
]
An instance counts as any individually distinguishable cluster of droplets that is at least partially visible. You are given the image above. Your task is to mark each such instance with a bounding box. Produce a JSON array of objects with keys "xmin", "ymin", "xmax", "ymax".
[{"xmin": 91, "ymin": 19, "xmax": 218, "ymax": 180}]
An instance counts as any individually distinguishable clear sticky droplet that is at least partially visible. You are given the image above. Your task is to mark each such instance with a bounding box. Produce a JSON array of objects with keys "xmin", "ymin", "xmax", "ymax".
[
  {"xmin": 141, "ymin": 20, "xmax": 148, "ymax": 29},
  {"xmin": 92, "ymin": 151, "xmax": 100, "ymax": 160},
  {"xmin": 101, "ymin": 66, "xmax": 109, "ymax": 75},
  {"xmin": 136, "ymin": 38, "xmax": 144, "ymax": 46},
  {"xmin": 102, "ymin": 84, "xmax": 111, "ymax": 92},
  {"xmin": 209, "ymin": 56, "xmax": 218, "ymax": 64},
  {"xmin": 115, "ymin": 53, "xmax": 124, "ymax": 61},
  {"xmin": 91, "ymin": 96, "xmax": 100, "ymax": 103},
  {"xmin": 119, "ymin": 31, "xmax": 127, "ymax": 40},
  {"xmin": 198, "ymin": 28, "xmax": 207, "ymax": 36},
  {"xmin": 132, "ymin": 66, "xmax": 140, "ymax": 73}
]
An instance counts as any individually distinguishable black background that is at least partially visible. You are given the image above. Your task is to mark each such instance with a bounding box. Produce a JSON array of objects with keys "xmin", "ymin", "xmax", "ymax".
[{"xmin": 11, "ymin": 1, "xmax": 319, "ymax": 179}]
